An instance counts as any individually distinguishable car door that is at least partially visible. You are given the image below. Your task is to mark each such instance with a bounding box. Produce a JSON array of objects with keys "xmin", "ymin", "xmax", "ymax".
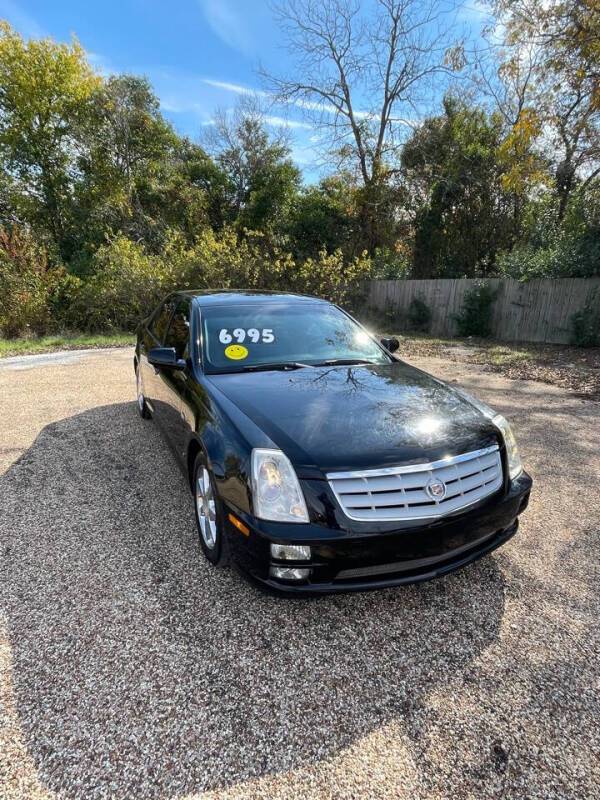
[
  {"xmin": 141, "ymin": 297, "xmax": 176, "ymax": 417},
  {"xmin": 159, "ymin": 298, "xmax": 192, "ymax": 460}
]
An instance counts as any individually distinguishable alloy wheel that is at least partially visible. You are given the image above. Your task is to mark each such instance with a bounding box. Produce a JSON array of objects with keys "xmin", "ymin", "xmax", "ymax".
[
  {"xmin": 196, "ymin": 467, "xmax": 217, "ymax": 549},
  {"xmin": 136, "ymin": 369, "xmax": 144, "ymax": 412}
]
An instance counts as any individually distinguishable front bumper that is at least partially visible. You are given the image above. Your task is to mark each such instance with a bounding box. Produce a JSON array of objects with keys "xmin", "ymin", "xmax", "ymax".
[{"xmin": 225, "ymin": 471, "xmax": 532, "ymax": 595}]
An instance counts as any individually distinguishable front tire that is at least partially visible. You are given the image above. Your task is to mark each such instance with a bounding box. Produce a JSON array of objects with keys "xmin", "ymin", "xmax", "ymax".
[
  {"xmin": 136, "ymin": 364, "xmax": 151, "ymax": 419},
  {"xmin": 193, "ymin": 454, "xmax": 229, "ymax": 566}
]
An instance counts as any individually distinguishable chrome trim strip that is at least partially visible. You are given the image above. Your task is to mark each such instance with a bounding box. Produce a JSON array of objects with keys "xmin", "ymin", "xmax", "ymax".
[
  {"xmin": 332, "ymin": 488, "xmax": 502, "ymax": 522},
  {"xmin": 325, "ymin": 444, "xmax": 499, "ymax": 480}
]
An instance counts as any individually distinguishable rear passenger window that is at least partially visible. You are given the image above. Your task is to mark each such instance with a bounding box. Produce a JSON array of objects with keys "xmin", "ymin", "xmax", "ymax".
[
  {"xmin": 150, "ymin": 300, "xmax": 174, "ymax": 342},
  {"xmin": 164, "ymin": 300, "xmax": 191, "ymax": 359}
]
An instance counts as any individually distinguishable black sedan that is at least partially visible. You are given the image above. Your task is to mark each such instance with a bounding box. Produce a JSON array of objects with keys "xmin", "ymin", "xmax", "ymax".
[{"xmin": 135, "ymin": 290, "xmax": 532, "ymax": 594}]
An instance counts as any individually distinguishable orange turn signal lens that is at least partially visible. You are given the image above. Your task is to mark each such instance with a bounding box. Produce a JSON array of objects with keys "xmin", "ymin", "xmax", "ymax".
[{"xmin": 228, "ymin": 513, "xmax": 250, "ymax": 537}]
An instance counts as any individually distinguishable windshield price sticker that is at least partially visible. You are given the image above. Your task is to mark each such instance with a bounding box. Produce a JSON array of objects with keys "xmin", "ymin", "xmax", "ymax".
[{"xmin": 219, "ymin": 328, "xmax": 275, "ymax": 344}]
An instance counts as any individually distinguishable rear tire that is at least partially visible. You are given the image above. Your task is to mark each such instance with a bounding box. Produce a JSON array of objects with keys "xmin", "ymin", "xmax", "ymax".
[
  {"xmin": 136, "ymin": 364, "xmax": 151, "ymax": 419},
  {"xmin": 193, "ymin": 453, "xmax": 229, "ymax": 566}
]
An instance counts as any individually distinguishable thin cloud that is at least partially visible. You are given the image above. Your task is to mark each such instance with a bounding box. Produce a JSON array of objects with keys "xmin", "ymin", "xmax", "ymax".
[
  {"xmin": 264, "ymin": 115, "xmax": 312, "ymax": 130},
  {"xmin": 198, "ymin": 0, "xmax": 254, "ymax": 56},
  {"xmin": 160, "ymin": 100, "xmax": 195, "ymax": 113},
  {"xmin": 202, "ymin": 78, "xmax": 371, "ymax": 119},
  {"xmin": 203, "ymin": 78, "xmax": 270, "ymax": 99}
]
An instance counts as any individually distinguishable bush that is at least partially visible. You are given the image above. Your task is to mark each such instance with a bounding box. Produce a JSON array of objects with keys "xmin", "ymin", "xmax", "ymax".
[
  {"xmin": 454, "ymin": 282, "xmax": 499, "ymax": 337},
  {"xmin": 496, "ymin": 187, "xmax": 600, "ymax": 280},
  {"xmin": 370, "ymin": 246, "xmax": 411, "ymax": 279},
  {"xmin": 63, "ymin": 228, "xmax": 374, "ymax": 333},
  {"xmin": 47, "ymin": 271, "xmax": 82, "ymax": 328},
  {"xmin": 294, "ymin": 249, "xmax": 372, "ymax": 311},
  {"xmin": 495, "ymin": 239, "xmax": 597, "ymax": 280},
  {"xmin": 70, "ymin": 236, "xmax": 167, "ymax": 332},
  {"xmin": 407, "ymin": 296, "xmax": 432, "ymax": 332},
  {"xmin": 0, "ymin": 221, "xmax": 375, "ymax": 336},
  {"xmin": 570, "ymin": 288, "xmax": 600, "ymax": 347},
  {"xmin": 0, "ymin": 228, "xmax": 77, "ymax": 337}
]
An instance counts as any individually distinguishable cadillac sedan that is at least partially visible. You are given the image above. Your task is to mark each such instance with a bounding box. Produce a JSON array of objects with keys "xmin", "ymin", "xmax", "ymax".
[{"xmin": 134, "ymin": 291, "xmax": 532, "ymax": 594}]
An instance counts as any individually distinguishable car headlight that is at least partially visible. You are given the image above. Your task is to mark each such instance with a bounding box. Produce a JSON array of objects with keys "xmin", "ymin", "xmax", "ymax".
[
  {"xmin": 492, "ymin": 414, "xmax": 522, "ymax": 480},
  {"xmin": 251, "ymin": 448, "xmax": 309, "ymax": 523},
  {"xmin": 451, "ymin": 386, "xmax": 523, "ymax": 481}
]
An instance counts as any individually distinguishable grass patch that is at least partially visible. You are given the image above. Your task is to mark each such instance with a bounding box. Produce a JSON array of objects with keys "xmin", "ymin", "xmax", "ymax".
[{"xmin": 0, "ymin": 332, "xmax": 134, "ymax": 358}]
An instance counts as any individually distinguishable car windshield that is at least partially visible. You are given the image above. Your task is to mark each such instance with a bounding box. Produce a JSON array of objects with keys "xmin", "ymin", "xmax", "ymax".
[{"xmin": 201, "ymin": 302, "xmax": 391, "ymax": 373}]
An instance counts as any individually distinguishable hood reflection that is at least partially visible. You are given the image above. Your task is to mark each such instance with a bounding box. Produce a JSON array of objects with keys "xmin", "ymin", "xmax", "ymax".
[{"xmin": 209, "ymin": 361, "xmax": 497, "ymax": 472}]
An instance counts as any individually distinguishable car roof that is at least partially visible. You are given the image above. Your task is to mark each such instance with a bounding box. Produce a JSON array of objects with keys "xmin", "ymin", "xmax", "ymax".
[{"xmin": 174, "ymin": 290, "xmax": 331, "ymax": 308}]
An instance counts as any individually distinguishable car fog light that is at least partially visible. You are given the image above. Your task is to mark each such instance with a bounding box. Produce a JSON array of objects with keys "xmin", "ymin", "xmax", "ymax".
[
  {"xmin": 270, "ymin": 543, "xmax": 311, "ymax": 561},
  {"xmin": 269, "ymin": 566, "xmax": 311, "ymax": 581}
]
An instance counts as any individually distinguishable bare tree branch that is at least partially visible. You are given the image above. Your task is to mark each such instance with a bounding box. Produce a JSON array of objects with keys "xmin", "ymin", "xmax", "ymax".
[{"xmin": 262, "ymin": 0, "xmax": 462, "ymax": 186}]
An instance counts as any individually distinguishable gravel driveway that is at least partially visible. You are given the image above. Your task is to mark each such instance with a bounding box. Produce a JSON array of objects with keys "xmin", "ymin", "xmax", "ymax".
[{"xmin": 1, "ymin": 348, "xmax": 598, "ymax": 800}]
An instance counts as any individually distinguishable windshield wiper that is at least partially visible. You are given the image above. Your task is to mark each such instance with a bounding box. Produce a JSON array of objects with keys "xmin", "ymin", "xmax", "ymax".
[
  {"xmin": 311, "ymin": 358, "xmax": 375, "ymax": 367},
  {"xmin": 239, "ymin": 361, "xmax": 313, "ymax": 372}
]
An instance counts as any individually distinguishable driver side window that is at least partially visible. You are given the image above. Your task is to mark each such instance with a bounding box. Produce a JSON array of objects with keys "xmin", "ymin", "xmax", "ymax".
[
  {"xmin": 164, "ymin": 300, "xmax": 191, "ymax": 360},
  {"xmin": 150, "ymin": 300, "xmax": 175, "ymax": 343}
]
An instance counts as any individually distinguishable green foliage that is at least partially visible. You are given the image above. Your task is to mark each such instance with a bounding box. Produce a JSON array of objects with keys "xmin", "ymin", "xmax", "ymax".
[
  {"xmin": 65, "ymin": 229, "xmax": 372, "ymax": 332},
  {"xmin": 495, "ymin": 0, "xmax": 600, "ymax": 218},
  {"xmin": 0, "ymin": 228, "xmax": 77, "ymax": 337},
  {"xmin": 0, "ymin": 332, "xmax": 133, "ymax": 357},
  {"xmin": 287, "ymin": 178, "xmax": 356, "ymax": 261},
  {"xmin": 352, "ymin": 176, "xmax": 405, "ymax": 255},
  {"xmin": 570, "ymin": 288, "xmax": 600, "ymax": 347},
  {"xmin": 1, "ymin": 20, "xmax": 599, "ymax": 343},
  {"xmin": 237, "ymin": 160, "xmax": 300, "ymax": 236},
  {"xmin": 370, "ymin": 246, "xmax": 412, "ymax": 279},
  {"xmin": 497, "ymin": 187, "xmax": 600, "ymax": 279},
  {"xmin": 294, "ymin": 249, "xmax": 372, "ymax": 311},
  {"xmin": 69, "ymin": 237, "xmax": 166, "ymax": 331},
  {"xmin": 407, "ymin": 296, "xmax": 432, "ymax": 332},
  {"xmin": 213, "ymin": 112, "xmax": 301, "ymax": 239},
  {"xmin": 73, "ymin": 76, "xmax": 210, "ymax": 261},
  {"xmin": 0, "ymin": 22, "xmax": 101, "ymax": 258},
  {"xmin": 454, "ymin": 282, "xmax": 499, "ymax": 338},
  {"xmin": 402, "ymin": 96, "xmax": 519, "ymax": 279}
]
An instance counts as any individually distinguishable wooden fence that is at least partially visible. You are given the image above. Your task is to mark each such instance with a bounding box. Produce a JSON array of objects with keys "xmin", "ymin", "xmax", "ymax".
[{"xmin": 366, "ymin": 278, "xmax": 600, "ymax": 344}]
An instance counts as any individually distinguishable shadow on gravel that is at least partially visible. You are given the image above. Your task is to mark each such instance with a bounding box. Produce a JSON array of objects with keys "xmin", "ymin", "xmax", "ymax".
[{"xmin": 1, "ymin": 403, "xmax": 507, "ymax": 799}]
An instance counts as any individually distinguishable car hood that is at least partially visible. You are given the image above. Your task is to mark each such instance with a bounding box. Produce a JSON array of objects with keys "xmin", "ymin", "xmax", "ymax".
[{"xmin": 207, "ymin": 361, "xmax": 499, "ymax": 475}]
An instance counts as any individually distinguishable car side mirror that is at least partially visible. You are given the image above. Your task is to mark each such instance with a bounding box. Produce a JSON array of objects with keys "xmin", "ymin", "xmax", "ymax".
[
  {"xmin": 380, "ymin": 337, "xmax": 400, "ymax": 353},
  {"xmin": 148, "ymin": 347, "xmax": 186, "ymax": 370}
]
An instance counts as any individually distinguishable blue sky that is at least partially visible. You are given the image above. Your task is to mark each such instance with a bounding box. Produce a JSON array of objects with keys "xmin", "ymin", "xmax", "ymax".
[{"xmin": 0, "ymin": 0, "xmax": 490, "ymax": 182}]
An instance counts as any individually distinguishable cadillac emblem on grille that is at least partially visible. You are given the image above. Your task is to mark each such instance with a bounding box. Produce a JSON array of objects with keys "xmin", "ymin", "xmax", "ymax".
[{"xmin": 426, "ymin": 477, "xmax": 446, "ymax": 501}]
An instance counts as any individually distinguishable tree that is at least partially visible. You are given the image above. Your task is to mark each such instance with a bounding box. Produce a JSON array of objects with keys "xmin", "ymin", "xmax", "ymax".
[
  {"xmin": 175, "ymin": 139, "xmax": 233, "ymax": 231},
  {"xmin": 0, "ymin": 22, "xmax": 100, "ymax": 255},
  {"xmin": 72, "ymin": 77, "xmax": 230, "ymax": 264},
  {"xmin": 264, "ymin": 0, "xmax": 462, "ymax": 250},
  {"xmin": 491, "ymin": 0, "xmax": 600, "ymax": 217},
  {"xmin": 207, "ymin": 103, "xmax": 301, "ymax": 239},
  {"xmin": 472, "ymin": 36, "xmax": 548, "ymax": 235},
  {"xmin": 73, "ymin": 74, "xmax": 185, "ymax": 258},
  {"xmin": 287, "ymin": 175, "xmax": 358, "ymax": 260},
  {"xmin": 401, "ymin": 96, "xmax": 514, "ymax": 277},
  {"xmin": 86, "ymin": 75, "xmax": 178, "ymax": 198}
]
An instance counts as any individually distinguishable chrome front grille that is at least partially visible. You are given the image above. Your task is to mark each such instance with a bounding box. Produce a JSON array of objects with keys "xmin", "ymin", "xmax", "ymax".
[{"xmin": 327, "ymin": 445, "xmax": 503, "ymax": 522}]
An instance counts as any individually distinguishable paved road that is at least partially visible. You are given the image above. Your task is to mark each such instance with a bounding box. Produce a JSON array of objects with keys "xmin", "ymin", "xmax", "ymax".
[{"xmin": 1, "ymin": 349, "xmax": 598, "ymax": 800}]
